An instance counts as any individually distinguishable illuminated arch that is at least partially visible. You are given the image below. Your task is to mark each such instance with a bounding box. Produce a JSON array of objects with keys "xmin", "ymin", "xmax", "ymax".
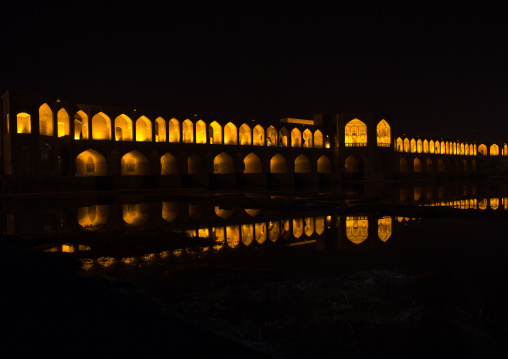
[
  {"xmin": 440, "ymin": 141, "xmax": 446, "ymax": 154},
  {"xmin": 346, "ymin": 216, "xmax": 368, "ymax": 244},
  {"xmin": 209, "ymin": 121, "xmax": 222, "ymax": 144},
  {"xmin": 417, "ymin": 139, "xmax": 422, "ymax": 153},
  {"xmin": 167, "ymin": 118, "xmax": 180, "ymax": 143},
  {"xmin": 279, "ymin": 127, "xmax": 289, "ymax": 147},
  {"xmin": 345, "ymin": 119, "xmax": 367, "ymax": 146},
  {"xmin": 460, "ymin": 143, "xmax": 465, "ymax": 155},
  {"xmin": 437, "ymin": 158, "xmax": 445, "ymax": 171},
  {"xmin": 291, "ymin": 128, "xmax": 302, "ymax": 147},
  {"xmin": 478, "ymin": 144, "xmax": 487, "ymax": 156},
  {"xmin": 213, "ymin": 152, "xmax": 234, "ymax": 173},
  {"xmin": 123, "ymin": 203, "xmax": 150, "ymax": 226},
  {"xmin": 317, "ymin": 155, "xmax": 332, "ymax": 173},
  {"xmin": 426, "ymin": 158, "xmax": 433, "ymax": 172},
  {"xmin": 253, "ymin": 125, "xmax": 265, "ymax": 146},
  {"xmin": 453, "ymin": 142, "xmax": 457, "ymax": 155},
  {"xmin": 255, "ymin": 222, "xmax": 267, "ymax": 244},
  {"xmin": 266, "ymin": 126, "xmax": 277, "ymax": 146},
  {"xmin": 293, "ymin": 218, "xmax": 303, "ymax": 238},
  {"xmin": 403, "ymin": 138, "xmax": 410, "ymax": 152},
  {"xmin": 121, "ymin": 151, "xmax": 149, "ymax": 175},
  {"xmin": 224, "ymin": 122, "xmax": 237, "ymax": 145},
  {"xmin": 161, "ymin": 153, "xmax": 178, "ymax": 174},
  {"xmin": 314, "ymin": 130, "xmax": 323, "ymax": 148},
  {"xmin": 462, "ymin": 159, "xmax": 468, "ymax": 171},
  {"xmin": 74, "ymin": 110, "xmax": 88, "ymax": 139},
  {"xmin": 182, "ymin": 119, "xmax": 193, "ymax": 143},
  {"xmin": 239, "ymin": 124, "xmax": 251, "ymax": 145},
  {"xmin": 445, "ymin": 141, "xmax": 450, "ymax": 154},
  {"xmin": 490, "ymin": 144, "xmax": 499, "ymax": 156},
  {"xmin": 396, "ymin": 137, "xmax": 403, "ymax": 152},
  {"xmin": 162, "ymin": 202, "xmax": 179, "ymax": 222},
  {"xmin": 465, "ymin": 143, "xmax": 470, "ymax": 155},
  {"xmin": 423, "ymin": 140, "xmax": 429, "ymax": 153},
  {"xmin": 295, "ymin": 154, "xmax": 310, "ymax": 173},
  {"xmin": 270, "ymin": 154, "xmax": 287, "ymax": 173},
  {"xmin": 429, "ymin": 140, "xmax": 435, "ymax": 154},
  {"xmin": 315, "ymin": 216, "xmax": 325, "ymax": 235},
  {"xmin": 399, "ymin": 158, "xmax": 409, "ymax": 172},
  {"xmin": 188, "ymin": 154, "xmax": 202, "ymax": 174},
  {"xmin": 504, "ymin": 144, "xmax": 508, "ymax": 156},
  {"xmin": 376, "ymin": 120, "xmax": 390, "ymax": 146},
  {"xmin": 76, "ymin": 149, "xmax": 107, "ymax": 176},
  {"xmin": 155, "ymin": 117, "xmax": 166, "ymax": 142},
  {"xmin": 268, "ymin": 221, "xmax": 280, "ymax": 241},
  {"xmin": 196, "ymin": 120, "xmax": 206, "ymax": 143},
  {"xmin": 57, "ymin": 108, "xmax": 70, "ymax": 137},
  {"xmin": 244, "ymin": 152, "xmax": 262, "ymax": 173},
  {"xmin": 378, "ymin": 216, "xmax": 392, "ymax": 242},
  {"xmin": 304, "ymin": 217, "xmax": 314, "ymax": 237},
  {"xmin": 410, "ymin": 139, "xmax": 416, "ymax": 153},
  {"xmin": 491, "ymin": 198, "xmax": 499, "ymax": 210},
  {"xmin": 39, "ymin": 103, "xmax": 53, "ymax": 136},
  {"xmin": 241, "ymin": 224, "xmax": 254, "ymax": 246},
  {"xmin": 16, "ymin": 112, "xmax": 31, "ymax": 134},
  {"xmin": 114, "ymin": 114, "xmax": 133, "ymax": 141},
  {"xmin": 478, "ymin": 198, "xmax": 487, "ymax": 210},
  {"xmin": 414, "ymin": 158, "xmax": 422, "ymax": 172},
  {"xmin": 303, "ymin": 129, "xmax": 313, "ymax": 148},
  {"xmin": 77, "ymin": 205, "xmax": 108, "ymax": 228},
  {"xmin": 91, "ymin": 112, "xmax": 111, "ymax": 140},
  {"xmin": 472, "ymin": 144, "xmax": 476, "ymax": 156},
  {"xmin": 136, "ymin": 116, "xmax": 152, "ymax": 142}
]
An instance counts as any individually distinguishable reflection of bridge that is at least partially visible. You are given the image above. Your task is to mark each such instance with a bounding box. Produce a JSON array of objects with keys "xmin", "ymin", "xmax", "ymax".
[{"xmin": 2, "ymin": 91, "xmax": 508, "ymax": 192}]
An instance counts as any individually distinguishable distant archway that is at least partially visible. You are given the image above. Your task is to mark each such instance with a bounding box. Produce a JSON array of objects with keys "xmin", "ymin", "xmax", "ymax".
[
  {"xmin": 168, "ymin": 118, "xmax": 180, "ymax": 143},
  {"xmin": 115, "ymin": 114, "xmax": 133, "ymax": 141},
  {"xmin": 76, "ymin": 149, "xmax": 107, "ymax": 176},
  {"xmin": 136, "ymin": 116, "xmax": 152, "ymax": 142},
  {"xmin": 57, "ymin": 108, "xmax": 70, "ymax": 137},
  {"xmin": 270, "ymin": 154, "xmax": 287, "ymax": 173},
  {"xmin": 239, "ymin": 124, "xmax": 251, "ymax": 145},
  {"xmin": 161, "ymin": 153, "xmax": 178, "ymax": 174},
  {"xmin": 244, "ymin": 153, "xmax": 262, "ymax": 173},
  {"xmin": 121, "ymin": 151, "xmax": 149, "ymax": 175},
  {"xmin": 213, "ymin": 152, "xmax": 234, "ymax": 173},
  {"xmin": 224, "ymin": 122, "xmax": 237, "ymax": 145}
]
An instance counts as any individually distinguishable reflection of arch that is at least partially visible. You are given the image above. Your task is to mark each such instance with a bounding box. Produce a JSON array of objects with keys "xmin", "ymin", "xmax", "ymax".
[
  {"xmin": 270, "ymin": 154, "xmax": 287, "ymax": 173},
  {"xmin": 314, "ymin": 130, "xmax": 323, "ymax": 148},
  {"xmin": 490, "ymin": 198, "xmax": 499, "ymax": 210},
  {"xmin": 293, "ymin": 218, "xmax": 303, "ymax": 238},
  {"xmin": 253, "ymin": 125, "xmax": 265, "ymax": 146},
  {"xmin": 345, "ymin": 119, "xmax": 367, "ymax": 146},
  {"xmin": 317, "ymin": 155, "xmax": 331, "ymax": 173},
  {"xmin": 255, "ymin": 222, "xmax": 267, "ymax": 244},
  {"xmin": 376, "ymin": 120, "xmax": 390, "ymax": 147},
  {"xmin": 136, "ymin": 116, "xmax": 152, "ymax": 142},
  {"xmin": 304, "ymin": 217, "xmax": 314, "ymax": 237},
  {"xmin": 279, "ymin": 127, "xmax": 289, "ymax": 147},
  {"xmin": 215, "ymin": 206, "xmax": 234, "ymax": 219},
  {"xmin": 266, "ymin": 126, "xmax": 277, "ymax": 146},
  {"xmin": 224, "ymin": 122, "xmax": 237, "ymax": 145},
  {"xmin": 295, "ymin": 154, "xmax": 310, "ymax": 173},
  {"xmin": 462, "ymin": 159, "xmax": 468, "ymax": 171},
  {"xmin": 196, "ymin": 120, "xmax": 206, "ymax": 143},
  {"xmin": 121, "ymin": 151, "xmax": 149, "ymax": 175},
  {"xmin": 213, "ymin": 152, "xmax": 234, "ymax": 173},
  {"xmin": 57, "ymin": 108, "xmax": 70, "ymax": 137},
  {"xmin": 76, "ymin": 149, "xmax": 107, "ymax": 176},
  {"xmin": 114, "ymin": 114, "xmax": 133, "ymax": 141},
  {"xmin": 161, "ymin": 153, "xmax": 178, "ymax": 174},
  {"xmin": 209, "ymin": 121, "xmax": 222, "ymax": 144},
  {"xmin": 291, "ymin": 128, "xmax": 302, "ymax": 147},
  {"xmin": 168, "ymin": 118, "xmax": 180, "ymax": 143},
  {"xmin": 414, "ymin": 158, "xmax": 422, "ymax": 172},
  {"xmin": 182, "ymin": 119, "xmax": 193, "ymax": 143},
  {"xmin": 241, "ymin": 224, "xmax": 254, "ymax": 246},
  {"xmin": 315, "ymin": 216, "xmax": 325, "ymax": 235},
  {"xmin": 345, "ymin": 154, "xmax": 367, "ymax": 173},
  {"xmin": 346, "ymin": 216, "xmax": 368, "ymax": 244},
  {"xmin": 239, "ymin": 124, "xmax": 251, "ymax": 145},
  {"xmin": 188, "ymin": 154, "xmax": 202, "ymax": 174},
  {"xmin": 227, "ymin": 226, "xmax": 240, "ymax": 248},
  {"xmin": 378, "ymin": 216, "xmax": 392, "ymax": 242},
  {"xmin": 162, "ymin": 202, "xmax": 179, "ymax": 222},
  {"xmin": 75, "ymin": 110, "xmax": 88, "ymax": 139},
  {"xmin": 303, "ymin": 129, "xmax": 313, "ymax": 148},
  {"xmin": 244, "ymin": 152, "xmax": 262, "ymax": 173},
  {"xmin": 155, "ymin": 117, "xmax": 166, "ymax": 142},
  {"xmin": 17, "ymin": 112, "xmax": 31, "ymax": 134},
  {"xmin": 268, "ymin": 221, "xmax": 280, "ymax": 241},
  {"xmin": 123, "ymin": 203, "xmax": 150, "ymax": 226},
  {"xmin": 490, "ymin": 144, "xmax": 499, "ymax": 156},
  {"xmin": 92, "ymin": 112, "xmax": 111, "ymax": 140},
  {"xmin": 399, "ymin": 158, "xmax": 409, "ymax": 172},
  {"xmin": 77, "ymin": 205, "xmax": 109, "ymax": 228},
  {"xmin": 478, "ymin": 198, "xmax": 487, "ymax": 210},
  {"xmin": 39, "ymin": 103, "xmax": 53, "ymax": 136}
]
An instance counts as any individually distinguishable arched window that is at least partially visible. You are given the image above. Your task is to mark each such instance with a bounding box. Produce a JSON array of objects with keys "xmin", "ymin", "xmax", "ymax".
[
  {"xmin": 423, "ymin": 140, "xmax": 429, "ymax": 153},
  {"xmin": 16, "ymin": 112, "xmax": 31, "ymax": 134},
  {"xmin": 266, "ymin": 126, "xmax": 277, "ymax": 146},
  {"xmin": 302, "ymin": 129, "xmax": 313, "ymax": 148},
  {"xmin": 270, "ymin": 154, "xmax": 287, "ymax": 173},
  {"xmin": 291, "ymin": 128, "xmax": 301, "ymax": 147},
  {"xmin": 253, "ymin": 125, "xmax": 265, "ymax": 146},
  {"xmin": 136, "ymin": 116, "xmax": 152, "ymax": 142},
  {"xmin": 121, "ymin": 151, "xmax": 149, "ymax": 175},
  {"xmin": 478, "ymin": 144, "xmax": 487, "ymax": 156},
  {"xmin": 182, "ymin": 119, "xmax": 193, "ymax": 143},
  {"xmin": 376, "ymin": 120, "xmax": 390, "ymax": 147},
  {"xmin": 196, "ymin": 120, "xmax": 206, "ymax": 143},
  {"xmin": 317, "ymin": 155, "xmax": 331, "ymax": 173},
  {"xmin": 314, "ymin": 130, "xmax": 323, "ymax": 148},
  {"xmin": 155, "ymin": 117, "xmax": 166, "ymax": 142},
  {"xmin": 161, "ymin": 153, "xmax": 178, "ymax": 174},
  {"xmin": 224, "ymin": 122, "xmax": 237, "ymax": 145},
  {"xmin": 168, "ymin": 118, "xmax": 180, "ymax": 143},
  {"xmin": 410, "ymin": 139, "xmax": 416, "ymax": 153},
  {"xmin": 114, "ymin": 114, "xmax": 133, "ymax": 141},
  {"xmin": 91, "ymin": 112, "xmax": 111, "ymax": 140},
  {"xmin": 295, "ymin": 154, "xmax": 310, "ymax": 173},
  {"xmin": 490, "ymin": 144, "xmax": 499, "ymax": 156},
  {"xmin": 239, "ymin": 124, "xmax": 251, "ymax": 145},
  {"xmin": 75, "ymin": 110, "xmax": 88, "ymax": 140},
  {"xmin": 345, "ymin": 119, "xmax": 367, "ymax": 146},
  {"xmin": 244, "ymin": 153, "xmax": 262, "ymax": 173},
  {"xmin": 39, "ymin": 103, "xmax": 53, "ymax": 136},
  {"xmin": 403, "ymin": 138, "xmax": 410, "ymax": 152},
  {"xmin": 57, "ymin": 108, "xmax": 70, "ymax": 137},
  {"xmin": 209, "ymin": 121, "xmax": 222, "ymax": 144},
  {"xmin": 76, "ymin": 149, "xmax": 107, "ymax": 176},
  {"xmin": 213, "ymin": 152, "xmax": 234, "ymax": 173}
]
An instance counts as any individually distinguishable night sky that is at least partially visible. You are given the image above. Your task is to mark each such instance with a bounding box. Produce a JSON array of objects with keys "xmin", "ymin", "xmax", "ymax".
[{"xmin": 2, "ymin": 1, "xmax": 508, "ymax": 142}]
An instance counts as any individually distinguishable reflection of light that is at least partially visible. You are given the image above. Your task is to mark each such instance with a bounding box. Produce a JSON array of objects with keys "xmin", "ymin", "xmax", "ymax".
[
  {"xmin": 122, "ymin": 257, "xmax": 136, "ymax": 264},
  {"xmin": 215, "ymin": 206, "xmax": 234, "ymax": 219},
  {"xmin": 97, "ymin": 257, "xmax": 115, "ymax": 267},
  {"xmin": 378, "ymin": 216, "xmax": 392, "ymax": 242},
  {"xmin": 346, "ymin": 216, "xmax": 368, "ymax": 244},
  {"xmin": 245, "ymin": 208, "xmax": 261, "ymax": 217},
  {"xmin": 490, "ymin": 198, "xmax": 499, "ymax": 210}
]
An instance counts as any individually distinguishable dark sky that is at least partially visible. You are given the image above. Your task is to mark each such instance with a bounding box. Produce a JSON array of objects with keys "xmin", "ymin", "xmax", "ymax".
[{"xmin": 2, "ymin": 1, "xmax": 508, "ymax": 141}]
